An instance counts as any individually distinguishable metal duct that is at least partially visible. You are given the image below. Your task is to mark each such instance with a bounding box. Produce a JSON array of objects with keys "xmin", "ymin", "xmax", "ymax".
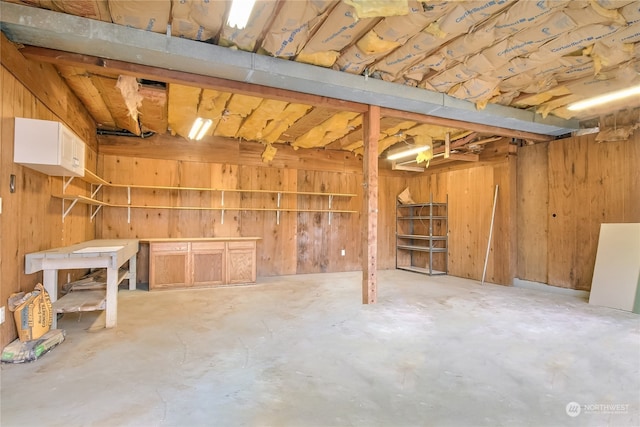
[{"xmin": 0, "ymin": 2, "xmax": 579, "ymax": 136}]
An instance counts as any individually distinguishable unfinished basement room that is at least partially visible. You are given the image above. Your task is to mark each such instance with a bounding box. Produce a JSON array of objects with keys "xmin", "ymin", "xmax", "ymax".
[{"xmin": 0, "ymin": 0, "xmax": 639, "ymax": 426}]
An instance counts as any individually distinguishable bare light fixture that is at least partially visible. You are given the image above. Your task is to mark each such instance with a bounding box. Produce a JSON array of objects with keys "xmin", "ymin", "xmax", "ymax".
[
  {"xmin": 387, "ymin": 145, "xmax": 431, "ymax": 161},
  {"xmin": 188, "ymin": 117, "xmax": 213, "ymax": 140},
  {"xmin": 227, "ymin": 0, "xmax": 257, "ymax": 29},
  {"xmin": 567, "ymin": 84, "xmax": 640, "ymax": 111}
]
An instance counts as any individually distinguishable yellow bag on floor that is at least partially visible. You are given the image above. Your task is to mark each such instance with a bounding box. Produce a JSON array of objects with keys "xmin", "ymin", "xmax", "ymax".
[{"xmin": 9, "ymin": 283, "xmax": 53, "ymax": 342}]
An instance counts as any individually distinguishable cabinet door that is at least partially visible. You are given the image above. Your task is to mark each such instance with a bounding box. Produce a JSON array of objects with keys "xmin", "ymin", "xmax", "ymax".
[
  {"xmin": 59, "ymin": 125, "xmax": 75, "ymax": 172},
  {"xmin": 226, "ymin": 241, "xmax": 256, "ymax": 284},
  {"xmin": 192, "ymin": 242, "xmax": 225, "ymax": 287},
  {"xmin": 149, "ymin": 242, "xmax": 189, "ymax": 290}
]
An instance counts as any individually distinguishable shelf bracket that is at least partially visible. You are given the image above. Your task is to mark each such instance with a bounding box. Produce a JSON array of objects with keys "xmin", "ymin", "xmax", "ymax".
[
  {"xmin": 328, "ymin": 195, "xmax": 334, "ymax": 225},
  {"xmin": 89, "ymin": 183, "xmax": 104, "ymax": 223},
  {"xmin": 63, "ymin": 176, "xmax": 75, "ymax": 192},
  {"xmin": 62, "ymin": 198, "xmax": 79, "ymax": 222},
  {"xmin": 91, "ymin": 183, "xmax": 103, "ymax": 199},
  {"xmin": 127, "ymin": 186, "xmax": 131, "ymax": 224},
  {"xmin": 221, "ymin": 191, "xmax": 225, "ymax": 225},
  {"xmin": 276, "ymin": 192, "xmax": 281, "ymax": 225},
  {"xmin": 90, "ymin": 205, "xmax": 103, "ymax": 222}
]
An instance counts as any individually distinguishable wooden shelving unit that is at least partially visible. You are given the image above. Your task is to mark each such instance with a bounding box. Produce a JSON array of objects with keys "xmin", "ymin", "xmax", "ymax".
[
  {"xmin": 396, "ymin": 195, "xmax": 448, "ymax": 276},
  {"xmin": 54, "ymin": 169, "xmax": 357, "ymax": 223}
]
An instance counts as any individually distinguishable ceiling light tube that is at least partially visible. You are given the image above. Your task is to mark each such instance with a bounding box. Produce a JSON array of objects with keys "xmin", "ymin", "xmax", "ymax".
[
  {"xmin": 195, "ymin": 119, "xmax": 213, "ymax": 140},
  {"xmin": 567, "ymin": 84, "xmax": 640, "ymax": 111},
  {"xmin": 387, "ymin": 145, "xmax": 431, "ymax": 161},
  {"xmin": 227, "ymin": 0, "xmax": 256, "ymax": 29},
  {"xmin": 188, "ymin": 117, "xmax": 204, "ymax": 139}
]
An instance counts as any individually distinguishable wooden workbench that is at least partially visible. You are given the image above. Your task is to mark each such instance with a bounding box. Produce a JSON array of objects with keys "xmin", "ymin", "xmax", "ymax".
[{"xmin": 24, "ymin": 239, "xmax": 139, "ymax": 328}]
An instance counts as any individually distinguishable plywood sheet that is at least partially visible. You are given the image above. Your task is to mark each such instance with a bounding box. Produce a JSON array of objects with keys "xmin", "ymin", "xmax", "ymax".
[
  {"xmin": 278, "ymin": 107, "xmax": 336, "ymax": 143},
  {"xmin": 516, "ymin": 142, "xmax": 549, "ymax": 283},
  {"xmin": 547, "ymin": 136, "xmax": 589, "ymax": 289},
  {"xmin": 589, "ymin": 223, "xmax": 640, "ymax": 313},
  {"xmin": 56, "ymin": 65, "xmax": 116, "ymax": 129}
]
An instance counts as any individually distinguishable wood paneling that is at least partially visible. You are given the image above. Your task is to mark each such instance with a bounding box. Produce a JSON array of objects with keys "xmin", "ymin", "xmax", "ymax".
[
  {"xmin": 1, "ymin": 58, "xmax": 96, "ymax": 348},
  {"xmin": 548, "ymin": 136, "xmax": 591, "ymax": 290},
  {"xmin": 519, "ymin": 133, "xmax": 640, "ymax": 290},
  {"xmin": 516, "ymin": 142, "xmax": 549, "ymax": 283},
  {"xmin": 489, "ymin": 156, "xmax": 517, "ymax": 285},
  {"xmin": 406, "ymin": 158, "xmax": 516, "ymax": 285},
  {"xmin": 1, "ymin": 35, "xmax": 97, "ymax": 151}
]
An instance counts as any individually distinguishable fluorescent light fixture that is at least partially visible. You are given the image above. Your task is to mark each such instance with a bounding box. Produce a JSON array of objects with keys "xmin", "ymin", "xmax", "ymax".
[
  {"xmin": 387, "ymin": 145, "xmax": 431, "ymax": 161},
  {"xmin": 227, "ymin": 0, "xmax": 256, "ymax": 29},
  {"xmin": 188, "ymin": 118, "xmax": 213, "ymax": 140},
  {"xmin": 567, "ymin": 84, "xmax": 640, "ymax": 111}
]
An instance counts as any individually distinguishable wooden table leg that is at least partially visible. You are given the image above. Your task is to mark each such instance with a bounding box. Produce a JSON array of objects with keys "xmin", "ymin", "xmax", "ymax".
[
  {"xmin": 128, "ymin": 254, "xmax": 137, "ymax": 290},
  {"xmin": 43, "ymin": 269, "xmax": 58, "ymax": 328},
  {"xmin": 105, "ymin": 267, "xmax": 117, "ymax": 328}
]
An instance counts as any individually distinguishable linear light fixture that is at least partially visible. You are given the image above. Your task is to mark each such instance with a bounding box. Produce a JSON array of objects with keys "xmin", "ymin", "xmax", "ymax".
[
  {"xmin": 227, "ymin": 0, "xmax": 257, "ymax": 29},
  {"xmin": 188, "ymin": 117, "xmax": 213, "ymax": 140},
  {"xmin": 387, "ymin": 145, "xmax": 431, "ymax": 161},
  {"xmin": 567, "ymin": 84, "xmax": 640, "ymax": 111}
]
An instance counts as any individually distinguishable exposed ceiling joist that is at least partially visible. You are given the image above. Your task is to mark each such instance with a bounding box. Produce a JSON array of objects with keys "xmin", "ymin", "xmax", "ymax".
[{"xmin": 19, "ymin": 46, "xmax": 366, "ymax": 113}]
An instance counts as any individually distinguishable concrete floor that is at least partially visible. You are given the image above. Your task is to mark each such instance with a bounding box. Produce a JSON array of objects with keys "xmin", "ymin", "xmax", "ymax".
[{"xmin": 1, "ymin": 270, "xmax": 639, "ymax": 427}]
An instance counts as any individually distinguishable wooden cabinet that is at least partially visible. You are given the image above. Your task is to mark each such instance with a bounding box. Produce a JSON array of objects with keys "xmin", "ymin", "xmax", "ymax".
[
  {"xmin": 14, "ymin": 117, "xmax": 85, "ymax": 177},
  {"xmin": 227, "ymin": 241, "xmax": 257, "ymax": 284},
  {"xmin": 149, "ymin": 242, "xmax": 189, "ymax": 289},
  {"xmin": 148, "ymin": 239, "xmax": 257, "ymax": 290},
  {"xmin": 192, "ymin": 242, "xmax": 225, "ymax": 286}
]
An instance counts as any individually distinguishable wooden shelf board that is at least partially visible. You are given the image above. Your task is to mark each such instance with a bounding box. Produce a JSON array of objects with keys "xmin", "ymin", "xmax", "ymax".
[
  {"xmin": 397, "ymin": 234, "xmax": 447, "ymax": 240},
  {"xmin": 112, "ymin": 204, "xmax": 357, "ymax": 213},
  {"xmin": 397, "ymin": 203, "xmax": 447, "ymax": 208},
  {"xmin": 397, "ymin": 245, "xmax": 447, "ymax": 252},
  {"xmin": 52, "ymin": 194, "xmax": 109, "ymax": 206},
  {"xmin": 397, "ymin": 216, "xmax": 447, "ymax": 220},
  {"xmin": 82, "ymin": 169, "xmax": 110, "ymax": 186},
  {"xmin": 107, "ymin": 182, "xmax": 355, "ymax": 197},
  {"xmin": 53, "ymin": 290, "xmax": 106, "ymax": 313},
  {"xmin": 56, "ymin": 171, "xmax": 359, "ymax": 218},
  {"xmin": 397, "ymin": 266, "xmax": 447, "ymax": 276}
]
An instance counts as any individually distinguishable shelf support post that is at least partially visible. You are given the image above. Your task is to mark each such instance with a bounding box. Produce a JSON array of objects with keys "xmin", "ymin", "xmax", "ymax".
[
  {"xmin": 328, "ymin": 195, "xmax": 333, "ymax": 225},
  {"xmin": 276, "ymin": 192, "xmax": 281, "ymax": 225},
  {"xmin": 362, "ymin": 105, "xmax": 380, "ymax": 304},
  {"xmin": 221, "ymin": 190, "xmax": 225, "ymax": 225}
]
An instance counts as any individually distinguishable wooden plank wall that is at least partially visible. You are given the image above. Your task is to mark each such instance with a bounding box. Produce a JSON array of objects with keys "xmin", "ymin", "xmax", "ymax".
[
  {"xmin": 1, "ymin": 38, "xmax": 97, "ymax": 348},
  {"xmin": 98, "ymin": 139, "xmax": 518, "ymax": 284},
  {"xmin": 517, "ymin": 133, "xmax": 640, "ymax": 290},
  {"xmin": 407, "ymin": 152, "xmax": 517, "ymax": 285},
  {"xmin": 98, "ymin": 154, "xmax": 369, "ymax": 278}
]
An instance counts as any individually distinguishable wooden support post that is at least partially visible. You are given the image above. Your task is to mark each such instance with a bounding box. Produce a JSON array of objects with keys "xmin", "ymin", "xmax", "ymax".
[
  {"xmin": 362, "ymin": 105, "xmax": 380, "ymax": 304},
  {"xmin": 445, "ymin": 132, "xmax": 450, "ymax": 159}
]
